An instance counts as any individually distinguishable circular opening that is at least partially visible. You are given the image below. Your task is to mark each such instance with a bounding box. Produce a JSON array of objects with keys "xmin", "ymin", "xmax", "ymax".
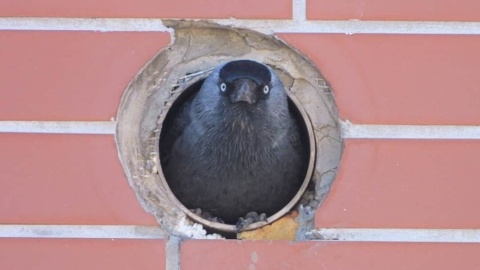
[
  {"xmin": 115, "ymin": 21, "xmax": 343, "ymax": 239},
  {"xmin": 156, "ymin": 73, "xmax": 316, "ymax": 233}
]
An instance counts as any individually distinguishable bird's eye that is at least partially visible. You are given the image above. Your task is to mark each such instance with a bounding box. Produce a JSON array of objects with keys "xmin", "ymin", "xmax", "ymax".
[
  {"xmin": 263, "ymin": 85, "xmax": 270, "ymax": 94},
  {"xmin": 220, "ymin": 83, "xmax": 227, "ymax": 92}
]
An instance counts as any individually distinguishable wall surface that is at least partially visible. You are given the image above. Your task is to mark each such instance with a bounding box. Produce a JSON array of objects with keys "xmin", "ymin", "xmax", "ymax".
[{"xmin": 1, "ymin": 0, "xmax": 480, "ymax": 269}]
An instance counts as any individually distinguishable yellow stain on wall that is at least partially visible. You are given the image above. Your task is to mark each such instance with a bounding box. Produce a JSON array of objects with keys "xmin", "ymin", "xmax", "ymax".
[{"xmin": 237, "ymin": 211, "xmax": 299, "ymax": 240}]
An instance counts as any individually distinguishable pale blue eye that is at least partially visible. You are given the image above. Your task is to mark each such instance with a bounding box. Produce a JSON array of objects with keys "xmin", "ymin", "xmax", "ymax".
[
  {"xmin": 220, "ymin": 83, "xmax": 227, "ymax": 92},
  {"xmin": 263, "ymin": 85, "xmax": 269, "ymax": 94}
]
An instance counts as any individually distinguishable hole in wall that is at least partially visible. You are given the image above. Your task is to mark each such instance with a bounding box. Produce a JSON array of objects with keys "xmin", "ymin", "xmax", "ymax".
[
  {"xmin": 158, "ymin": 73, "xmax": 315, "ymax": 234},
  {"xmin": 115, "ymin": 21, "xmax": 343, "ymax": 240}
]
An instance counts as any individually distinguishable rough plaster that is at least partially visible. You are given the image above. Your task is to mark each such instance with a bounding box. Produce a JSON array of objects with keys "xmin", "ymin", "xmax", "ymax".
[{"xmin": 115, "ymin": 21, "xmax": 343, "ymax": 239}]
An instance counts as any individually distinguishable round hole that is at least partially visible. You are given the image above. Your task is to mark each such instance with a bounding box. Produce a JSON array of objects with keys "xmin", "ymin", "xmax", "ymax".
[
  {"xmin": 115, "ymin": 21, "xmax": 343, "ymax": 239},
  {"xmin": 157, "ymin": 73, "xmax": 316, "ymax": 233}
]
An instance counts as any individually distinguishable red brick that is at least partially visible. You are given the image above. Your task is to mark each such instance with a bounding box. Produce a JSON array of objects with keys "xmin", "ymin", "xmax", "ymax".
[
  {"xmin": 0, "ymin": 239, "xmax": 165, "ymax": 270},
  {"xmin": 0, "ymin": 133, "xmax": 156, "ymax": 225},
  {"xmin": 181, "ymin": 240, "xmax": 480, "ymax": 270},
  {"xmin": 307, "ymin": 0, "xmax": 480, "ymax": 21},
  {"xmin": 278, "ymin": 34, "xmax": 480, "ymax": 125},
  {"xmin": 0, "ymin": 0, "xmax": 291, "ymax": 19},
  {"xmin": 316, "ymin": 140, "xmax": 480, "ymax": 228},
  {"xmin": 0, "ymin": 31, "xmax": 169, "ymax": 121}
]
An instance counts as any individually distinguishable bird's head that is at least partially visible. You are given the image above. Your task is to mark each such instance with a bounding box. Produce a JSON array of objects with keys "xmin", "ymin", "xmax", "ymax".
[
  {"xmin": 194, "ymin": 60, "xmax": 290, "ymax": 131},
  {"xmin": 217, "ymin": 60, "xmax": 272, "ymax": 105}
]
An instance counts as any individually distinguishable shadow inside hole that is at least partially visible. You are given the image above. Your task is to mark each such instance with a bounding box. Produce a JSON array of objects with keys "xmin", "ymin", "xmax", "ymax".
[{"xmin": 158, "ymin": 78, "xmax": 313, "ymax": 235}]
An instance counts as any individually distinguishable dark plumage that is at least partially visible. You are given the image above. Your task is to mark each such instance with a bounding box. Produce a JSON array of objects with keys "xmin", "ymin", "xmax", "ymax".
[{"xmin": 160, "ymin": 60, "xmax": 308, "ymax": 227}]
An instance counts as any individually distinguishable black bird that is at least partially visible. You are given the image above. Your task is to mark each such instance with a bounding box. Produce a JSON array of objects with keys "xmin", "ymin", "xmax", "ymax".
[{"xmin": 160, "ymin": 60, "xmax": 308, "ymax": 230}]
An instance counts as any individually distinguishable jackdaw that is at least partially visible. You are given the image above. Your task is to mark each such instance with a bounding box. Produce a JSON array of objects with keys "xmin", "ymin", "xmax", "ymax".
[{"xmin": 160, "ymin": 59, "xmax": 308, "ymax": 231}]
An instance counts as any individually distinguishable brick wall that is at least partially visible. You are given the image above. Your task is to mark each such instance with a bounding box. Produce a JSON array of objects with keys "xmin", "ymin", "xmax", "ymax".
[{"xmin": 1, "ymin": 0, "xmax": 480, "ymax": 269}]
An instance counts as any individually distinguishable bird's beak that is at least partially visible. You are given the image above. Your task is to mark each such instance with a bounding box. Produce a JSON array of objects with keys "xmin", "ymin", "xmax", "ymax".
[{"xmin": 230, "ymin": 80, "xmax": 257, "ymax": 104}]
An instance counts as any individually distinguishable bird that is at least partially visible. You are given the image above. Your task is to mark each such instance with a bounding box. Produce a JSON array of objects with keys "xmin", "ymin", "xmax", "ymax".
[{"xmin": 160, "ymin": 59, "xmax": 308, "ymax": 231}]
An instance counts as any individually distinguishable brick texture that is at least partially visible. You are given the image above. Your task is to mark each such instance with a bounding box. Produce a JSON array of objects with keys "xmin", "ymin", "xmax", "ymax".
[
  {"xmin": 307, "ymin": 0, "xmax": 480, "ymax": 21},
  {"xmin": 0, "ymin": 31, "xmax": 169, "ymax": 121},
  {"xmin": 277, "ymin": 34, "xmax": 480, "ymax": 125},
  {"xmin": 0, "ymin": 0, "xmax": 291, "ymax": 19},
  {"xmin": 316, "ymin": 140, "xmax": 480, "ymax": 228},
  {"xmin": 0, "ymin": 239, "xmax": 165, "ymax": 270},
  {"xmin": 0, "ymin": 133, "xmax": 156, "ymax": 225},
  {"xmin": 181, "ymin": 240, "xmax": 480, "ymax": 270}
]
